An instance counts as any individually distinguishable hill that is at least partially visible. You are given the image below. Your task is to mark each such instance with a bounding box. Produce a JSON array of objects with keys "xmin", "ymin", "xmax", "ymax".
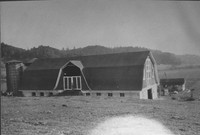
[
  {"xmin": 1, "ymin": 42, "xmax": 200, "ymax": 66},
  {"xmin": 177, "ymin": 54, "xmax": 200, "ymax": 66},
  {"xmin": 1, "ymin": 42, "xmax": 26, "ymax": 60}
]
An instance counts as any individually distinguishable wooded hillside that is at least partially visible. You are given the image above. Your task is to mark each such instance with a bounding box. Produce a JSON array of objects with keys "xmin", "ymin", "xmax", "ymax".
[{"xmin": 1, "ymin": 42, "xmax": 200, "ymax": 66}]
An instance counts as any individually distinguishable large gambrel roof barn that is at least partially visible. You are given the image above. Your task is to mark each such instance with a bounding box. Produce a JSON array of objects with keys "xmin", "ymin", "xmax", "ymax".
[{"xmin": 19, "ymin": 51, "xmax": 159, "ymax": 99}]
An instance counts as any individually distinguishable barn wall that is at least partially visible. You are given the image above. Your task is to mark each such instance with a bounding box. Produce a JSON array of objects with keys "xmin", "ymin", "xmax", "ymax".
[
  {"xmin": 83, "ymin": 90, "xmax": 140, "ymax": 99},
  {"xmin": 140, "ymin": 84, "xmax": 158, "ymax": 99},
  {"xmin": 21, "ymin": 90, "xmax": 57, "ymax": 97},
  {"xmin": 20, "ymin": 69, "xmax": 59, "ymax": 90},
  {"xmin": 83, "ymin": 66, "xmax": 143, "ymax": 90}
]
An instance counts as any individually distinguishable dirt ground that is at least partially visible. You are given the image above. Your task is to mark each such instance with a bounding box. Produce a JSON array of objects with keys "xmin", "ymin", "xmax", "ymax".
[{"xmin": 1, "ymin": 96, "xmax": 200, "ymax": 135}]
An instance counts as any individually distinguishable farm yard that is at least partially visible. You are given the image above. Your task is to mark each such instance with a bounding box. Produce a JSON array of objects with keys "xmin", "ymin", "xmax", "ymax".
[
  {"xmin": 1, "ymin": 0, "xmax": 200, "ymax": 134},
  {"xmin": 1, "ymin": 96, "xmax": 200, "ymax": 135}
]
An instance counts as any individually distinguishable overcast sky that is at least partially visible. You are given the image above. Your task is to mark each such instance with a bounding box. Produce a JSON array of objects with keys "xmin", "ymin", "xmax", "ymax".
[{"xmin": 1, "ymin": 0, "xmax": 200, "ymax": 55}]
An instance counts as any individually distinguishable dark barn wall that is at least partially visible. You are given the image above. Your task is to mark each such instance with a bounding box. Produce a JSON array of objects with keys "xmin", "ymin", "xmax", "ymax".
[
  {"xmin": 83, "ymin": 66, "xmax": 143, "ymax": 91},
  {"xmin": 20, "ymin": 69, "xmax": 59, "ymax": 90}
]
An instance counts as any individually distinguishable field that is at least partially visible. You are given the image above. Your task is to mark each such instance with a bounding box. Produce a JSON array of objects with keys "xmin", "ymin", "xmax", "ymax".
[{"xmin": 1, "ymin": 96, "xmax": 200, "ymax": 135}]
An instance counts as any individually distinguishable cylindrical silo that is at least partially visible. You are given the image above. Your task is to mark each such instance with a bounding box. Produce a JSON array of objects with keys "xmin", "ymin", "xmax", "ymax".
[{"xmin": 6, "ymin": 60, "xmax": 24, "ymax": 95}]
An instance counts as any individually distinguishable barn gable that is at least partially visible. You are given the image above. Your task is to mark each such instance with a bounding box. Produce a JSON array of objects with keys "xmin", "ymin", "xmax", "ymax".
[{"xmin": 55, "ymin": 61, "xmax": 90, "ymax": 91}]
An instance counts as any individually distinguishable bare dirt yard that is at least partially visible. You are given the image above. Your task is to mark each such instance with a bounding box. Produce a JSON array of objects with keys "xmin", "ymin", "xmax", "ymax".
[{"xmin": 1, "ymin": 96, "xmax": 200, "ymax": 135}]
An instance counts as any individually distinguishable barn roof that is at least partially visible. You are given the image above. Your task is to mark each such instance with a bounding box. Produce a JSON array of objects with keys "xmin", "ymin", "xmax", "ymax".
[
  {"xmin": 73, "ymin": 51, "xmax": 150, "ymax": 68},
  {"xmin": 20, "ymin": 51, "xmax": 151, "ymax": 90},
  {"xmin": 160, "ymin": 78, "xmax": 185, "ymax": 86},
  {"xmin": 26, "ymin": 51, "xmax": 150, "ymax": 70}
]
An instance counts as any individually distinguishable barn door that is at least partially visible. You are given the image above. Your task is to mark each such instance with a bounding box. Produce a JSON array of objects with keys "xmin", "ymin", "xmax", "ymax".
[
  {"xmin": 148, "ymin": 89, "xmax": 152, "ymax": 99},
  {"xmin": 63, "ymin": 76, "xmax": 82, "ymax": 90}
]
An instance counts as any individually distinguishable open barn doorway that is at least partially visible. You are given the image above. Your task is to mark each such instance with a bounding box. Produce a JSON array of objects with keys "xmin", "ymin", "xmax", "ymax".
[
  {"xmin": 63, "ymin": 76, "xmax": 81, "ymax": 90},
  {"xmin": 148, "ymin": 89, "xmax": 152, "ymax": 99}
]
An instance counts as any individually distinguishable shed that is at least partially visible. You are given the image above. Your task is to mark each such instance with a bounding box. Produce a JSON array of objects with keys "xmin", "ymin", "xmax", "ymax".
[{"xmin": 160, "ymin": 78, "xmax": 186, "ymax": 95}]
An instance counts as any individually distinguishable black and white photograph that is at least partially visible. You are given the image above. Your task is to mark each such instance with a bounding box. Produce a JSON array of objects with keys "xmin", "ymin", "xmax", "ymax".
[{"xmin": 1, "ymin": 0, "xmax": 200, "ymax": 135}]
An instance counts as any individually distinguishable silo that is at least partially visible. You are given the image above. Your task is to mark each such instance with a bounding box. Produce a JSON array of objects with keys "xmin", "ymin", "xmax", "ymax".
[{"xmin": 6, "ymin": 60, "xmax": 24, "ymax": 95}]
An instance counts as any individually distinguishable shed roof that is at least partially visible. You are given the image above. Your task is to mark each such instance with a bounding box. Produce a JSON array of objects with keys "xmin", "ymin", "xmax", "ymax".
[{"xmin": 160, "ymin": 78, "xmax": 185, "ymax": 86}]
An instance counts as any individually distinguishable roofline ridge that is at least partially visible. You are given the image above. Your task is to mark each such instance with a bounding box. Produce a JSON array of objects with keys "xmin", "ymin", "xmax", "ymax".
[
  {"xmin": 69, "ymin": 50, "xmax": 150, "ymax": 59},
  {"xmin": 31, "ymin": 50, "xmax": 151, "ymax": 61}
]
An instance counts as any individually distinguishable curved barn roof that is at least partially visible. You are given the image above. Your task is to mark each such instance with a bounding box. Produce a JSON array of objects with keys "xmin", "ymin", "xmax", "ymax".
[{"xmin": 26, "ymin": 51, "xmax": 150, "ymax": 70}]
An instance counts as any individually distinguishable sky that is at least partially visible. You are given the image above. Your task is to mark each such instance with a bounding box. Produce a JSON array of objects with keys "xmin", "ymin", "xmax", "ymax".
[{"xmin": 1, "ymin": 0, "xmax": 200, "ymax": 55}]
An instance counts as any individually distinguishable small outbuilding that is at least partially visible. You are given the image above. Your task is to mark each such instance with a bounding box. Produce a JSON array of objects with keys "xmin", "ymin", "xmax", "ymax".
[
  {"xmin": 19, "ymin": 51, "xmax": 159, "ymax": 99},
  {"xmin": 160, "ymin": 78, "xmax": 186, "ymax": 95}
]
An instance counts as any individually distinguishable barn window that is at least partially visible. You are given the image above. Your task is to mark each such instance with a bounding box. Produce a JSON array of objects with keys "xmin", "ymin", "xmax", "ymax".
[
  {"xmin": 120, "ymin": 93, "xmax": 125, "ymax": 97},
  {"xmin": 86, "ymin": 93, "xmax": 90, "ymax": 96},
  {"xmin": 32, "ymin": 92, "xmax": 36, "ymax": 96},
  {"xmin": 108, "ymin": 93, "xmax": 113, "ymax": 97},
  {"xmin": 40, "ymin": 92, "xmax": 44, "ymax": 96},
  {"xmin": 96, "ymin": 93, "xmax": 101, "ymax": 96}
]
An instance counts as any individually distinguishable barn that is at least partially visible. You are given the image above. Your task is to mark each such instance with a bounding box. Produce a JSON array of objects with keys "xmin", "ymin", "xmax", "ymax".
[{"xmin": 19, "ymin": 51, "xmax": 159, "ymax": 99}]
